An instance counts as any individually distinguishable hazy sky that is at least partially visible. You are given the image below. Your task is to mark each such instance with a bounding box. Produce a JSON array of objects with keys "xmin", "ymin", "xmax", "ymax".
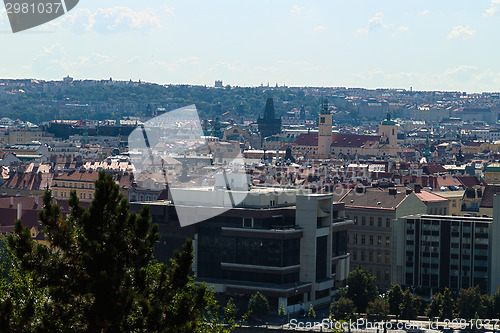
[{"xmin": 0, "ymin": 1, "xmax": 499, "ymax": 92}]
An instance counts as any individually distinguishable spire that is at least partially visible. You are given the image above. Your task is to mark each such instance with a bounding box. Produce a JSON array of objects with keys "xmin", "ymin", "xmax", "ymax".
[
  {"xmin": 263, "ymin": 97, "xmax": 276, "ymax": 120},
  {"xmin": 321, "ymin": 98, "xmax": 329, "ymax": 115}
]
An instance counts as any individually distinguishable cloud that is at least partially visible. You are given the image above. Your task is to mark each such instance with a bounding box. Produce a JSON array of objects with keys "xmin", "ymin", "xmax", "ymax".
[
  {"xmin": 291, "ymin": 5, "xmax": 312, "ymax": 17},
  {"xmin": 447, "ymin": 25, "xmax": 475, "ymax": 40},
  {"xmin": 418, "ymin": 9, "xmax": 430, "ymax": 16},
  {"xmin": 392, "ymin": 26, "xmax": 409, "ymax": 37},
  {"xmin": 357, "ymin": 12, "xmax": 407, "ymax": 37},
  {"xmin": 312, "ymin": 25, "xmax": 326, "ymax": 34},
  {"xmin": 484, "ymin": 0, "xmax": 500, "ymax": 17},
  {"xmin": 41, "ymin": 6, "xmax": 169, "ymax": 33},
  {"xmin": 357, "ymin": 12, "xmax": 387, "ymax": 34}
]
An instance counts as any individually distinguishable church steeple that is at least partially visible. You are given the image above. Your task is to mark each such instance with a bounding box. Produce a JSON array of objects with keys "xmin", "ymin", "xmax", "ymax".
[
  {"xmin": 263, "ymin": 97, "xmax": 276, "ymax": 120},
  {"xmin": 320, "ymin": 98, "xmax": 329, "ymax": 115}
]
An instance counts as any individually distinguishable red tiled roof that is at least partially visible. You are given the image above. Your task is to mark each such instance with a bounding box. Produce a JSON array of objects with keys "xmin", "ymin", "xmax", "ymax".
[
  {"xmin": 416, "ymin": 191, "xmax": 449, "ymax": 203},
  {"xmin": 331, "ymin": 134, "xmax": 379, "ymax": 148},
  {"xmin": 294, "ymin": 133, "xmax": 318, "ymax": 146},
  {"xmin": 293, "ymin": 133, "xmax": 379, "ymax": 148}
]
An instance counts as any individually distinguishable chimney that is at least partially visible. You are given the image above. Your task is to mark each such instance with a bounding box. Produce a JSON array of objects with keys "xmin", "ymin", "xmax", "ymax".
[
  {"xmin": 388, "ymin": 188, "xmax": 397, "ymax": 196},
  {"xmin": 415, "ymin": 184, "xmax": 421, "ymax": 193},
  {"xmin": 10, "ymin": 196, "xmax": 13, "ymax": 207},
  {"xmin": 17, "ymin": 203, "xmax": 22, "ymax": 220},
  {"xmin": 406, "ymin": 189, "xmax": 413, "ymax": 195}
]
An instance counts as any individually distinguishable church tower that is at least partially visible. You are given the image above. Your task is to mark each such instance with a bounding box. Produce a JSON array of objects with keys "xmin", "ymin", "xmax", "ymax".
[
  {"xmin": 379, "ymin": 113, "xmax": 397, "ymax": 148},
  {"xmin": 318, "ymin": 98, "xmax": 332, "ymax": 155}
]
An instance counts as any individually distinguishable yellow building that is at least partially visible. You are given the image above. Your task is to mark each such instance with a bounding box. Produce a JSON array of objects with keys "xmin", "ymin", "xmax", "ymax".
[
  {"xmin": 484, "ymin": 163, "xmax": 500, "ymax": 184},
  {"xmin": 0, "ymin": 128, "xmax": 53, "ymax": 145},
  {"xmin": 318, "ymin": 99, "xmax": 333, "ymax": 156}
]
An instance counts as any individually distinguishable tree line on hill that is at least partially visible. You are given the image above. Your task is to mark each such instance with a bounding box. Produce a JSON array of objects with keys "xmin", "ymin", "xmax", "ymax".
[{"xmin": 0, "ymin": 83, "xmax": 359, "ymax": 124}]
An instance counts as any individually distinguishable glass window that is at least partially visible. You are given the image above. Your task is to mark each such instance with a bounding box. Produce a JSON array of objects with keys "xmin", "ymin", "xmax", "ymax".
[
  {"xmin": 369, "ymin": 235, "xmax": 374, "ymax": 245},
  {"xmin": 377, "ymin": 253, "xmax": 382, "ymax": 263},
  {"xmin": 385, "ymin": 254, "xmax": 390, "ymax": 263},
  {"xmin": 386, "ymin": 236, "xmax": 390, "ymax": 247},
  {"xmin": 386, "ymin": 218, "xmax": 391, "ymax": 228},
  {"xmin": 378, "ymin": 236, "xmax": 382, "ymax": 246},
  {"xmin": 370, "ymin": 217, "xmax": 374, "ymax": 226},
  {"xmin": 361, "ymin": 216, "xmax": 365, "ymax": 226},
  {"xmin": 378, "ymin": 217, "xmax": 382, "ymax": 227},
  {"xmin": 361, "ymin": 235, "xmax": 365, "ymax": 244}
]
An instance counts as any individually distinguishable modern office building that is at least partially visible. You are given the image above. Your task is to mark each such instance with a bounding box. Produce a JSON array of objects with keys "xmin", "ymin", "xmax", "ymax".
[{"xmin": 132, "ymin": 187, "xmax": 352, "ymax": 313}]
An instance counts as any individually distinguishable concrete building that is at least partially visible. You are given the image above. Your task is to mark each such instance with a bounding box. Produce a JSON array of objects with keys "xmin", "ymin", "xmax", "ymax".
[
  {"xmin": 339, "ymin": 186, "xmax": 427, "ymax": 289},
  {"xmin": 132, "ymin": 188, "xmax": 352, "ymax": 313},
  {"xmin": 392, "ymin": 213, "xmax": 499, "ymax": 295}
]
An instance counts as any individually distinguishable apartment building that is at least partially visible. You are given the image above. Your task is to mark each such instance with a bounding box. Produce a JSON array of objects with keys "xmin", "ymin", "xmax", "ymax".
[{"xmin": 392, "ymin": 212, "xmax": 500, "ymax": 295}]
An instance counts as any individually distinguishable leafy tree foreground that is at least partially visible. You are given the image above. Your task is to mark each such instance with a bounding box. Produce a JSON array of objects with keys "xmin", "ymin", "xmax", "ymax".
[{"xmin": 0, "ymin": 171, "xmax": 212, "ymax": 333}]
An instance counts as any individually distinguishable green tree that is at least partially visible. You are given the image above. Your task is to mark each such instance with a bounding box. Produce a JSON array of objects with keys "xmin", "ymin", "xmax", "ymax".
[
  {"xmin": 440, "ymin": 288, "xmax": 455, "ymax": 320},
  {"xmin": 400, "ymin": 290, "xmax": 420, "ymax": 320},
  {"xmin": 388, "ymin": 284, "xmax": 404, "ymax": 321},
  {"xmin": 346, "ymin": 267, "xmax": 378, "ymax": 313},
  {"xmin": 248, "ymin": 292, "xmax": 269, "ymax": 317},
  {"xmin": 492, "ymin": 285, "xmax": 500, "ymax": 318},
  {"xmin": 456, "ymin": 286, "xmax": 484, "ymax": 319},
  {"xmin": 366, "ymin": 298, "xmax": 389, "ymax": 322},
  {"xmin": 5, "ymin": 170, "xmax": 211, "ymax": 332},
  {"xmin": 308, "ymin": 304, "xmax": 316, "ymax": 319},
  {"xmin": 197, "ymin": 297, "xmax": 238, "ymax": 333},
  {"xmin": 425, "ymin": 292, "xmax": 442, "ymax": 319},
  {"xmin": 278, "ymin": 302, "xmax": 286, "ymax": 317},
  {"xmin": 330, "ymin": 297, "xmax": 357, "ymax": 321}
]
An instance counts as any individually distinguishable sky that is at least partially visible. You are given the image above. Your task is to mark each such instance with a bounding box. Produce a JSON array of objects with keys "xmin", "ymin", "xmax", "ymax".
[{"xmin": 0, "ymin": 0, "xmax": 499, "ymax": 92}]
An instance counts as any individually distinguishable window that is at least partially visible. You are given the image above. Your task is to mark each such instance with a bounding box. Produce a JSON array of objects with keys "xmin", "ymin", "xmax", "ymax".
[
  {"xmin": 243, "ymin": 218, "xmax": 253, "ymax": 228},
  {"xmin": 386, "ymin": 236, "xmax": 390, "ymax": 247},
  {"xmin": 361, "ymin": 235, "xmax": 365, "ymax": 244},
  {"xmin": 370, "ymin": 217, "xmax": 374, "ymax": 226},
  {"xmin": 369, "ymin": 235, "xmax": 374, "ymax": 245},
  {"xmin": 362, "ymin": 216, "xmax": 365, "ymax": 225},
  {"xmin": 385, "ymin": 270, "xmax": 390, "ymax": 281},
  {"xmin": 452, "ymin": 200, "xmax": 456, "ymax": 207},
  {"xmin": 353, "ymin": 234, "xmax": 358, "ymax": 244},
  {"xmin": 386, "ymin": 218, "xmax": 391, "ymax": 228},
  {"xmin": 89, "ymin": 194, "xmax": 92, "ymax": 200},
  {"xmin": 369, "ymin": 252, "xmax": 373, "ymax": 262},
  {"xmin": 385, "ymin": 254, "xmax": 390, "ymax": 263},
  {"xmin": 378, "ymin": 217, "xmax": 382, "ymax": 227},
  {"xmin": 353, "ymin": 251, "xmax": 357, "ymax": 261},
  {"xmin": 354, "ymin": 216, "xmax": 358, "ymax": 225},
  {"xmin": 320, "ymin": 117, "xmax": 325, "ymax": 124},
  {"xmin": 361, "ymin": 251, "xmax": 365, "ymax": 261},
  {"xmin": 377, "ymin": 253, "xmax": 382, "ymax": 263},
  {"xmin": 378, "ymin": 236, "xmax": 382, "ymax": 246}
]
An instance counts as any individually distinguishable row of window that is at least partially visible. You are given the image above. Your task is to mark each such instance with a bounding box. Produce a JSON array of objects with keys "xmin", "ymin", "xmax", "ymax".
[
  {"xmin": 349, "ymin": 234, "xmax": 391, "ymax": 247},
  {"xmin": 54, "ymin": 191, "xmax": 92, "ymax": 200},
  {"xmin": 348, "ymin": 215, "xmax": 392, "ymax": 228},
  {"xmin": 352, "ymin": 250, "xmax": 390, "ymax": 264},
  {"xmin": 54, "ymin": 182, "xmax": 93, "ymax": 189}
]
